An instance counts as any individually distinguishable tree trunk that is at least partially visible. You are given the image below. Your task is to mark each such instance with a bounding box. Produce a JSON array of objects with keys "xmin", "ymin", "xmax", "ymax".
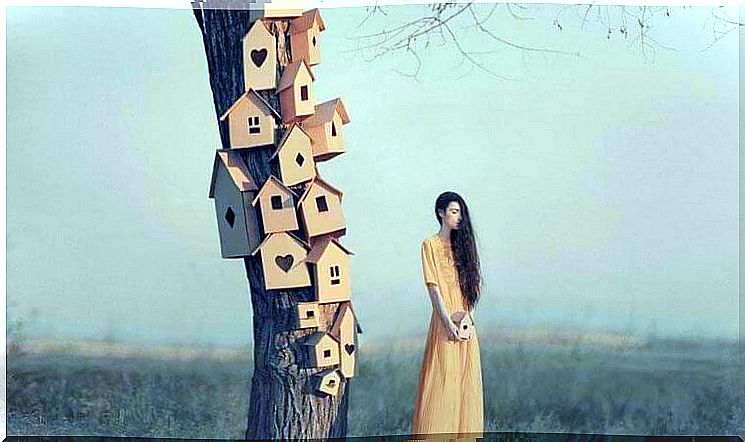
[{"xmin": 191, "ymin": 6, "xmax": 349, "ymax": 439}]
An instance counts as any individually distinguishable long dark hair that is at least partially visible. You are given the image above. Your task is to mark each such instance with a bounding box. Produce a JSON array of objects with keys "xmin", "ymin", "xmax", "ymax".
[{"xmin": 435, "ymin": 191, "xmax": 482, "ymax": 310}]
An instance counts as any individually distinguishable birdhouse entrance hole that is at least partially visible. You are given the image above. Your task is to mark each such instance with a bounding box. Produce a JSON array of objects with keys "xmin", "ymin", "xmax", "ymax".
[
  {"xmin": 312, "ymin": 35, "xmax": 317, "ymax": 47},
  {"xmin": 248, "ymin": 116, "xmax": 260, "ymax": 134},
  {"xmin": 323, "ymin": 349, "xmax": 331, "ymax": 358},
  {"xmin": 250, "ymin": 48, "xmax": 268, "ymax": 68},
  {"xmin": 327, "ymin": 379, "xmax": 335, "ymax": 386},
  {"xmin": 271, "ymin": 195, "xmax": 283, "ymax": 210},
  {"xmin": 331, "ymin": 122, "xmax": 337, "ymax": 137},
  {"xmin": 316, "ymin": 195, "xmax": 329, "ymax": 212},
  {"xmin": 275, "ymin": 254, "xmax": 294, "ymax": 272},
  {"xmin": 295, "ymin": 153, "xmax": 305, "ymax": 167},
  {"xmin": 329, "ymin": 265, "xmax": 340, "ymax": 285},
  {"xmin": 225, "ymin": 207, "xmax": 236, "ymax": 228},
  {"xmin": 300, "ymin": 85, "xmax": 309, "ymax": 101},
  {"xmin": 306, "ymin": 310, "xmax": 315, "ymax": 318}
]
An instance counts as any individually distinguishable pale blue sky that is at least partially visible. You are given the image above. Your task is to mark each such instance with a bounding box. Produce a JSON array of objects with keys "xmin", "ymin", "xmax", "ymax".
[{"xmin": 6, "ymin": 5, "xmax": 739, "ymax": 347}]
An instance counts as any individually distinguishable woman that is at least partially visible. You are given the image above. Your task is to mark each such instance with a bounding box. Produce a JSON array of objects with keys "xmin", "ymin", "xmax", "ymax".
[{"xmin": 412, "ymin": 191, "xmax": 484, "ymax": 437}]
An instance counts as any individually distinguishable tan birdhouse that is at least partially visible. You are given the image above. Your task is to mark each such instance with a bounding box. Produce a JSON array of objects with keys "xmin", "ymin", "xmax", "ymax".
[
  {"xmin": 297, "ymin": 177, "xmax": 346, "ymax": 240},
  {"xmin": 278, "ymin": 60, "xmax": 315, "ymax": 123},
  {"xmin": 251, "ymin": 232, "xmax": 311, "ymax": 290},
  {"xmin": 242, "ymin": 19, "xmax": 277, "ymax": 92},
  {"xmin": 269, "ymin": 124, "xmax": 316, "ymax": 187},
  {"xmin": 451, "ymin": 311, "xmax": 475, "ymax": 341},
  {"xmin": 289, "ymin": 9, "xmax": 325, "ymax": 67},
  {"xmin": 314, "ymin": 369, "xmax": 342, "ymax": 396},
  {"xmin": 220, "ymin": 89, "xmax": 280, "ymax": 149},
  {"xmin": 296, "ymin": 301, "xmax": 320, "ymax": 329},
  {"xmin": 260, "ymin": 0, "xmax": 303, "ymax": 19},
  {"xmin": 329, "ymin": 302, "xmax": 361, "ymax": 379},
  {"xmin": 302, "ymin": 332, "xmax": 340, "ymax": 368},
  {"xmin": 208, "ymin": 150, "xmax": 262, "ymax": 258},
  {"xmin": 304, "ymin": 236, "xmax": 353, "ymax": 304},
  {"xmin": 300, "ymin": 98, "xmax": 350, "ymax": 162},
  {"xmin": 251, "ymin": 175, "xmax": 299, "ymax": 234}
]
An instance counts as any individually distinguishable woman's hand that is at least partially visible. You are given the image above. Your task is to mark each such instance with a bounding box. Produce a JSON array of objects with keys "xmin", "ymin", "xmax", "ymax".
[{"xmin": 444, "ymin": 317, "xmax": 466, "ymax": 342}]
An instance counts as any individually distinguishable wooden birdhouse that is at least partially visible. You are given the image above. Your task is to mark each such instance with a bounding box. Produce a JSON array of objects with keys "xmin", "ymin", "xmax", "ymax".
[
  {"xmin": 269, "ymin": 124, "xmax": 316, "ymax": 187},
  {"xmin": 314, "ymin": 369, "xmax": 342, "ymax": 396},
  {"xmin": 300, "ymin": 98, "xmax": 350, "ymax": 162},
  {"xmin": 251, "ymin": 232, "xmax": 311, "ymax": 290},
  {"xmin": 251, "ymin": 175, "xmax": 299, "ymax": 234},
  {"xmin": 208, "ymin": 150, "xmax": 262, "ymax": 258},
  {"xmin": 260, "ymin": 0, "xmax": 303, "ymax": 19},
  {"xmin": 304, "ymin": 236, "xmax": 353, "ymax": 304},
  {"xmin": 329, "ymin": 302, "xmax": 361, "ymax": 379},
  {"xmin": 297, "ymin": 177, "xmax": 346, "ymax": 240},
  {"xmin": 289, "ymin": 9, "xmax": 325, "ymax": 67},
  {"xmin": 451, "ymin": 311, "xmax": 475, "ymax": 341},
  {"xmin": 242, "ymin": 20, "xmax": 277, "ymax": 92},
  {"xmin": 296, "ymin": 301, "xmax": 320, "ymax": 329},
  {"xmin": 220, "ymin": 89, "xmax": 280, "ymax": 149},
  {"xmin": 278, "ymin": 60, "xmax": 315, "ymax": 123},
  {"xmin": 302, "ymin": 332, "xmax": 340, "ymax": 368}
]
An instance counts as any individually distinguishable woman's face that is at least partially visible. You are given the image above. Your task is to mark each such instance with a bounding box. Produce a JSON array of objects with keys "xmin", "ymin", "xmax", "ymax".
[{"xmin": 439, "ymin": 201, "xmax": 462, "ymax": 230}]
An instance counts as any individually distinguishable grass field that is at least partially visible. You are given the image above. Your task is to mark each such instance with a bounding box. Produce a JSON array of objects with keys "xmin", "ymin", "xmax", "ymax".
[{"xmin": 6, "ymin": 334, "xmax": 744, "ymax": 438}]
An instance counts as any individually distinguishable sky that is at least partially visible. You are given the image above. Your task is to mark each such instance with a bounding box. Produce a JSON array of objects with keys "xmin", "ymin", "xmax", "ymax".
[{"xmin": 5, "ymin": 4, "xmax": 740, "ymax": 347}]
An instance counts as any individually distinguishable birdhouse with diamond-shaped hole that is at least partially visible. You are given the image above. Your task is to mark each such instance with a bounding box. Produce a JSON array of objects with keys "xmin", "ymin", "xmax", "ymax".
[
  {"xmin": 220, "ymin": 89, "xmax": 280, "ymax": 149},
  {"xmin": 251, "ymin": 232, "xmax": 311, "ymax": 290},
  {"xmin": 303, "ymin": 236, "xmax": 352, "ymax": 304},
  {"xmin": 300, "ymin": 98, "xmax": 350, "ymax": 162},
  {"xmin": 296, "ymin": 301, "xmax": 320, "ymax": 329},
  {"xmin": 302, "ymin": 332, "xmax": 340, "ymax": 368},
  {"xmin": 314, "ymin": 369, "xmax": 342, "ymax": 396},
  {"xmin": 278, "ymin": 60, "xmax": 315, "ymax": 123},
  {"xmin": 208, "ymin": 150, "xmax": 262, "ymax": 258},
  {"xmin": 242, "ymin": 19, "xmax": 277, "ymax": 92},
  {"xmin": 329, "ymin": 302, "xmax": 361, "ymax": 378},
  {"xmin": 290, "ymin": 9, "xmax": 325, "ymax": 67},
  {"xmin": 251, "ymin": 175, "xmax": 299, "ymax": 234},
  {"xmin": 270, "ymin": 124, "xmax": 316, "ymax": 187},
  {"xmin": 297, "ymin": 177, "xmax": 346, "ymax": 240}
]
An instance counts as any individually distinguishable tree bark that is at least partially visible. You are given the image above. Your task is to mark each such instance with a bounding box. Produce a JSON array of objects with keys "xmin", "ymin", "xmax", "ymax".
[{"xmin": 191, "ymin": 6, "xmax": 349, "ymax": 439}]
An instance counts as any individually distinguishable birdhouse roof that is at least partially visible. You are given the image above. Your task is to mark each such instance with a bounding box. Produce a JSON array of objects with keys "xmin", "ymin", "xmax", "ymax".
[
  {"xmin": 242, "ymin": 18, "xmax": 272, "ymax": 41},
  {"xmin": 269, "ymin": 124, "xmax": 312, "ymax": 160},
  {"xmin": 209, "ymin": 150, "xmax": 259, "ymax": 198},
  {"xmin": 250, "ymin": 231, "xmax": 310, "ymax": 257},
  {"xmin": 278, "ymin": 60, "xmax": 316, "ymax": 92},
  {"xmin": 219, "ymin": 89, "xmax": 280, "ymax": 121},
  {"xmin": 302, "ymin": 331, "xmax": 339, "ymax": 346},
  {"xmin": 304, "ymin": 236, "xmax": 354, "ymax": 263},
  {"xmin": 251, "ymin": 175, "xmax": 298, "ymax": 207},
  {"xmin": 289, "ymin": 8, "xmax": 326, "ymax": 35},
  {"xmin": 297, "ymin": 177, "xmax": 343, "ymax": 206},
  {"xmin": 303, "ymin": 98, "xmax": 350, "ymax": 127},
  {"xmin": 329, "ymin": 301, "xmax": 362, "ymax": 341}
]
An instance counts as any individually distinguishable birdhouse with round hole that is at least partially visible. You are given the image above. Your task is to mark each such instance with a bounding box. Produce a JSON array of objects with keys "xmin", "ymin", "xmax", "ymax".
[
  {"xmin": 329, "ymin": 301, "xmax": 361, "ymax": 379},
  {"xmin": 451, "ymin": 311, "xmax": 475, "ymax": 341},
  {"xmin": 302, "ymin": 332, "xmax": 340, "ymax": 368},
  {"xmin": 289, "ymin": 9, "xmax": 325, "ymax": 67},
  {"xmin": 296, "ymin": 301, "xmax": 320, "ymax": 329},
  {"xmin": 251, "ymin": 175, "xmax": 299, "ymax": 234},
  {"xmin": 300, "ymin": 98, "xmax": 350, "ymax": 162},
  {"xmin": 297, "ymin": 177, "xmax": 346, "ymax": 240},
  {"xmin": 278, "ymin": 60, "xmax": 315, "ymax": 123},
  {"xmin": 314, "ymin": 369, "xmax": 342, "ymax": 396},
  {"xmin": 242, "ymin": 19, "xmax": 277, "ymax": 92},
  {"xmin": 251, "ymin": 232, "xmax": 311, "ymax": 290},
  {"xmin": 220, "ymin": 89, "xmax": 280, "ymax": 149},
  {"xmin": 303, "ymin": 236, "xmax": 352, "ymax": 304},
  {"xmin": 208, "ymin": 150, "xmax": 262, "ymax": 258},
  {"xmin": 270, "ymin": 124, "xmax": 316, "ymax": 187}
]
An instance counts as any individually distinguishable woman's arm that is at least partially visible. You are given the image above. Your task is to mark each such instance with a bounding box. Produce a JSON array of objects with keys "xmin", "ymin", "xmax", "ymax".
[{"xmin": 426, "ymin": 283, "xmax": 465, "ymax": 341}]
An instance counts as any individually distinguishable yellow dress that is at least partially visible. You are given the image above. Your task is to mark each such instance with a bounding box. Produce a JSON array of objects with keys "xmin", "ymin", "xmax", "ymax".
[{"xmin": 412, "ymin": 234, "xmax": 484, "ymax": 437}]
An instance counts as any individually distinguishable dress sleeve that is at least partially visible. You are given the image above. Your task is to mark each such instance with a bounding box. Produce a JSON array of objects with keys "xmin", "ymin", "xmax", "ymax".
[{"xmin": 421, "ymin": 240, "xmax": 438, "ymax": 288}]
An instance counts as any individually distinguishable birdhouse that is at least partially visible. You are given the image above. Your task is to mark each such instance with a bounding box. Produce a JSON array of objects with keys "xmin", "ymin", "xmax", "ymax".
[
  {"xmin": 220, "ymin": 89, "xmax": 280, "ymax": 149},
  {"xmin": 278, "ymin": 60, "xmax": 315, "ymax": 123},
  {"xmin": 259, "ymin": 0, "xmax": 303, "ymax": 19},
  {"xmin": 302, "ymin": 332, "xmax": 340, "ymax": 368},
  {"xmin": 304, "ymin": 236, "xmax": 353, "ymax": 304},
  {"xmin": 329, "ymin": 302, "xmax": 361, "ymax": 378},
  {"xmin": 451, "ymin": 311, "xmax": 475, "ymax": 341},
  {"xmin": 296, "ymin": 301, "xmax": 320, "ymax": 329},
  {"xmin": 300, "ymin": 98, "xmax": 350, "ymax": 162},
  {"xmin": 297, "ymin": 177, "xmax": 346, "ymax": 240},
  {"xmin": 269, "ymin": 124, "xmax": 316, "ymax": 187},
  {"xmin": 208, "ymin": 150, "xmax": 262, "ymax": 258},
  {"xmin": 242, "ymin": 20, "xmax": 277, "ymax": 92},
  {"xmin": 251, "ymin": 232, "xmax": 311, "ymax": 290},
  {"xmin": 251, "ymin": 175, "xmax": 299, "ymax": 234},
  {"xmin": 289, "ymin": 9, "xmax": 325, "ymax": 66},
  {"xmin": 314, "ymin": 369, "xmax": 342, "ymax": 396}
]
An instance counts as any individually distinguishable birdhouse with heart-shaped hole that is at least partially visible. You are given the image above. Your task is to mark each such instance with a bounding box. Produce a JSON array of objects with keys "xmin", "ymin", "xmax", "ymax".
[
  {"xmin": 329, "ymin": 301, "xmax": 361, "ymax": 378},
  {"xmin": 242, "ymin": 19, "xmax": 277, "ymax": 92},
  {"xmin": 251, "ymin": 175, "xmax": 299, "ymax": 234},
  {"xmin": 314, "ymin": 369, "xmax": 342, "ymax": 396},
  {"xmin": 220, "ymin": 89, "xmax": 280, "ymax": 149},
  {"xmin": 296, "ymin": 301, "xmax": 320, "ymax": 329},
  {"xmin": 270, "ymin": 124, "xmax": 316, "ymax": 187},
  {"xmin": 278, "ymin": 60, "xmax": 315, "ymax": 123},
  {"xmin": 289, "ymin": 9, "xmax": 325, "ymax": 67},
  {"xmin": 208, "ymin": 150, "xmax": 262, "ymax": 258},
  {"xmin": 300, "ymin": 98, "xmax": 350, "ymax": 162},
  {"xmin": 297, "ymin": 177, "xmax": 346, "ymax": 240},
  {"xmin": 303, "ymin": 236, "xmax": 352, "ymax": 304},
  {"xmin": 251, "ymin": 232, "xmax": 311, "ymax": 290},
  {"xmin": 302, "ymin": 332, "xmax": 340, "ymax": 368}
]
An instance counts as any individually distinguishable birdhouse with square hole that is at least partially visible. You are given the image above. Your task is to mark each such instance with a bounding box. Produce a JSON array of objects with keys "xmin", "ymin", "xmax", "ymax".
[
  {"xmin": 270, "ymin": 124, "xmax": 316, "ymax": 187},
  {"xmin": 251, "ymin": 232, "xmax": 311, "ymax": 290},
  {"xmin": 289, "ymin": 9, "xmax": 325, "ymax": 67},
  {"xmin": 314, "ymin": 369, "xmax": 342, "ymax": 396},
  {"xmin": 330, "ymin": 302, "xmax": 362, "ymax": 378},
  {"xmin": 242, "ymin": 19, "xmax": 277, "ymax": 92},
  {"xmin": 297, "ymin": 177, "xmax": 346, "ymax": 240},
  {"xmin": 302, "ymin": 332, "xmax": 340, "ymax": 368},
  {"xmin": 303, "ymin": 236, "xmax": 352, "ymax": 304},
  {"xmin": 220, "ymin": 89, "xmax": 280, "ymax": 149},
  {"xmin": 296, "ymin": 301, "xmax": 320, "ymax": 329},
  {"xmin": 208, "ymin": 150, "xmax": 262, "ymax": 258},
  {"xmin": 251, "ymin": 175, "xmax": 299, "ymax": 234},
  {"xmin": 278, "ymin": 60, "xmax": 315, "ymax": 123},
  {"xmin": 300, "ymin": 98, "xmax": 350, "ymax": 162}
]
